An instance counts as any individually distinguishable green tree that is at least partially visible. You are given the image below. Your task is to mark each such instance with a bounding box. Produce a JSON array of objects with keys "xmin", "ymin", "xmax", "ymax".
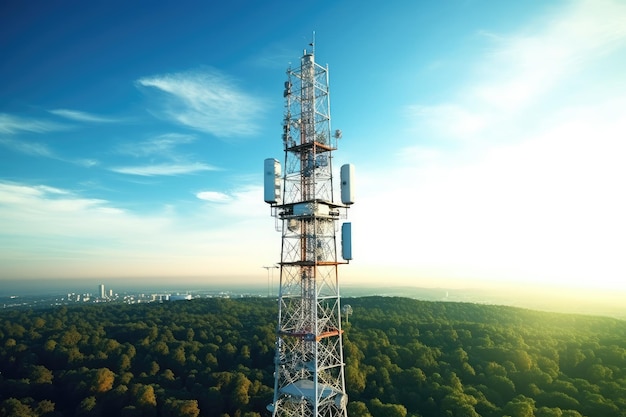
[
  {"xmin": 441, "ymin": 392, "xmax": 480, "ymax": 417},
  {"xmin": 91, "ymin": 367, "xmax": 115, "ymax": 393},
  {"xmin": 43, "ymin": 338, "xmax": 57, "ymax": 352},
  {"xmin": 118, "ymin": 353, "xmax": 132, "ymax": 373},
  {"xmin": 29, "ymin": 365, "xmax": 53, "ymax": 384},
  {"xmin": 347, "ymin": 401, "xmax": 372, "ymax": 417},
  {"xmin": 536, "ymin": 407, "xmax": 563, "ymax": 417},
  {"xmin": 230, "ymin": 372, "xmax": 252, "ymax": 409},
  {"xmin": 561, "ymin": 411, "xmax": 583, "ymax": 417},
  {"xmin": 163, "ymin": 398, "xmax": 200, "ymax": 417},
  {"xmin": 60, "ymin": 327, "xmax": 82, "ymax": 347},
  {"xmin": 503, "ymin": 395, "xmax": 535, "ymax": 417},
  {"xmin": 368, "ymin": 398, "xmax": 407, "ymax": 417},
  {"xmin": 172, "ymin": 346, "xmax": 186, "ymax": 367},
  {"xmin": 512, "ymin": 350, "xmax": 533, "ymax": 372},
  {"xmin": 161, "ymin": 369, "xmax": 176, "ymax": 381},
  {"xmin": 185, "ymin": 328, "xmax": 195, "ymax": 342},
  {"xmin": 148, "ymin": 361, "xmax": 160, "ymax": 376},
  {"xmin": 346, "ymin": 363, "xmax": 367, "ymax": 394},
  {"xmin": 0, "ymin": 398, "xmax": 36, "ymax": 417},
  {"xmin": 34, "ymin": 399, "xmax": 55, "ymax": 416},
  {"xmin": 133, "ymin": 384, "xmax": 157, "ymax": 408},
  {"xmin": 76, "ymin": 396, "xmax": 101, "ymax": 417}
]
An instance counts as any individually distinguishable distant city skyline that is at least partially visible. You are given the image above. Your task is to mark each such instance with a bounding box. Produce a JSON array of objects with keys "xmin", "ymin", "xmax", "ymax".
[
  {"xmin": 1, "ymin": 1, "xmax": 626, "ymax": 294},
  {"xmin": 2, "ymin": 279, "xmax": 624, "ymax": 321}
]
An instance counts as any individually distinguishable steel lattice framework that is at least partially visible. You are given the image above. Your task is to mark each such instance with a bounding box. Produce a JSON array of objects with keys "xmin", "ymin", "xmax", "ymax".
[{"xmin": 266, "ymin": 48, "xmax": 351, "ymax": 417}]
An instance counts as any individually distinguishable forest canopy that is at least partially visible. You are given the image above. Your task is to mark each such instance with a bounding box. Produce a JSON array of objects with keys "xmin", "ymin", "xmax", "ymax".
[{"xmin": 1, "ymin": 296, "xmax": 625, "ymax": 417}]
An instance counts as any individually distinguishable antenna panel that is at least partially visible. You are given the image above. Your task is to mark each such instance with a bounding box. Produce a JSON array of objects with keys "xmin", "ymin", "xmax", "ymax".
[
  {"xmin": 264, "ymin": 158, "xmax": 281, "ymax": 204},
  {"xmin": 340, "ymin": 164, "xmax": 355, "ymax": 205},
  {"xmin": 341, "ymin": 222, "xmax": 352, "ymax": 260}
]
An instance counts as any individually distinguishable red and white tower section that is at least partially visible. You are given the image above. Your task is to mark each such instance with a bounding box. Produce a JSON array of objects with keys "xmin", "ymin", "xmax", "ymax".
[{"xmin": 264, "ymin": 46, "xmax": 354, "ymax": 417}]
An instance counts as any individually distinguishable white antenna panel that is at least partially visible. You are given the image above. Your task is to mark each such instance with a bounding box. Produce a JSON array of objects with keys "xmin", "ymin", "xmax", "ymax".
[
  {"xmin": 340, "ymin": 164, "xmax": 354, "ymax": 205},
  {"xmin": 264, "ymin": 158, "xmax": 281, "ymax": 204}
]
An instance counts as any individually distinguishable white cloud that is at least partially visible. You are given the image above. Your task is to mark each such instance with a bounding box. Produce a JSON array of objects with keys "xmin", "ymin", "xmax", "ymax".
[
  {"xmin": 48, "ymin": 109, "xmax": 121, "ymax": 123},
  {"xmin": 77, "ymin": 158, "xmax": 99, "ymax": 167},
  {"xmin": 137, "ymin": 68, "xmax": 266, "ymax": 137},
  {"xmin": 196, "ymin": 185, "xmax": 267, "ymax": 217},
  {"xmin": 110, "ymin": 162, "xmax": 217, "ymax": 176},
  {"xmin": 0, "ymin": 137, "xmax": 55, "ymax": 158},
  {"xmin": 117, "ymin": 133, "xmax": 197, "ymax": 157},
  {"xmin": 0, "ymin": 180, "xmax": 276, "ymax": 280},
  {"xmin": 0, "ymin": 137, "xmax": 100, "ymax": 167},
  {"xmin": 0, "ymin": 113, "xmax": 67, "ymax": 134},
  {"xmin": 406, "ymin": 104, "xmax": 488, "ymax": 139},
  {"xmin": 196, "ymin": 191, "xmax": 231, "ymax": 203},
  {"xmin": 475, "ymin": 0, "xmax": 626, "ymax": 110},
  {"xmin": 369, "ymin": 0, "xmax": 626, "ymax": 289},
  {"xmin": 0, "ymin": 182, "xmax": 115, "ymax": 224},
  {"xmin": 112, "ymin": 133, "xmax": 215, "ymax": 177},
  {"xmin": 408, "ymin": 0, "xmax": 626, "ymax": 140},
  {"xmin": 353, "ymin": 106, "xmax": 626, "ymax": 288}
]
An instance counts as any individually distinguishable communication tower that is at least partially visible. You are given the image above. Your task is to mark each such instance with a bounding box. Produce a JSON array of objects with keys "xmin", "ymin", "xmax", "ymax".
[{"xmin": 264, "ymin": 44, "xmax": 354, "ymax": 417}]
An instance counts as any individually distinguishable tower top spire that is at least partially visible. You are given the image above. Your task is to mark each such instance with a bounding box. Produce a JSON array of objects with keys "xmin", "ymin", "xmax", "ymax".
[{"xmin": 304, "ymin": 31, "xmax": 315, "ymax": 56}]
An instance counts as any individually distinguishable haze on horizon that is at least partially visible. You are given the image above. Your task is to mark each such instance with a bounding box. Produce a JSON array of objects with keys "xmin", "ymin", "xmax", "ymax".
[{"xmin": 1, "ymin": 1, "xmax": 625, "ymax": 299}]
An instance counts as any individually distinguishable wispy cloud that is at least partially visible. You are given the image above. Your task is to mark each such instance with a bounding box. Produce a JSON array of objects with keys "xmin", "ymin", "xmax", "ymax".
[
  {"xmin": 407, "ymin": 0, "xmax": 626, "ymax": 140},
  {"xmin": 0, "ymin": 113, "xmax": 67, "ymax": 134},
  {"xmin": 116, "ymin": 133, "xmax": 197, "ymax": 157},
  {"xmin": 366, "ymin": 0, "xmax": 626, "ymax": 287},
  {"xmin": 0, "ymin": 180, "xmax": 274, "ymax": 279},
  {"xmin": 136, "ymin": 68, "xmax": 266, "ymax": 137},
  {"xmin": 473, "ymin": 0, "xmax": 626, "ymax": 111},
  {"xmin": 112, "ymin": 133, "xmax": 213, "ymax": 176},
  {"xmin": 0, "ymin": 137, "xmax": 99, "ymax": 167},
  {"xmin": 0, "ymin": 182, "xmax": 116, "ymax": 218},
  {"xmin": 406, "ymin": 104, "xmax": 488, "ymax": 139},
  {"xmin": 0, "ymin": 137, "xmax": 55, "ymax": 158},
  {"xmin": 110, "ymin": 162, "xmax": 217, "ymax": 176},
  {"xmin": 48, "ymin": 108, "xmax": 121, "ymax": 123},
  {"xmin": 76, "ymin": 158, "xmax": 99, "ymax": 168},
  {"xmin": 194, "ymin": 184, "xmax": 268, "ymax": 220},
  {"xmin": 196, "ymin": 190, "xmax": 231, "ymax": 203},
  {"xmin": 0, "ymin": 181, "xmax": 156, "ymax": 255}
]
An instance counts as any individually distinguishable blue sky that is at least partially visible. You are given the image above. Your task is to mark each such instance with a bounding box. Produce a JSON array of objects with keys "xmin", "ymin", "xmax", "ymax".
[{"xmin": 1, "ymin": 0, "xmax": 625, "ymax": 293}]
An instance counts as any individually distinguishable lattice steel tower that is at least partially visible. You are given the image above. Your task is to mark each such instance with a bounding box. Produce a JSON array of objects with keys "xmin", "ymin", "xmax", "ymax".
[{"xmin": 264, "ymin": 44, "xmax": 355, "ymax": 417}]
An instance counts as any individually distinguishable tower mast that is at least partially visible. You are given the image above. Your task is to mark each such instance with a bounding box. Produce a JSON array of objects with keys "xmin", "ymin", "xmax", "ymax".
[{"xmin": 264, "ymin": 45, "xmax": 354, "ymax": 417}]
